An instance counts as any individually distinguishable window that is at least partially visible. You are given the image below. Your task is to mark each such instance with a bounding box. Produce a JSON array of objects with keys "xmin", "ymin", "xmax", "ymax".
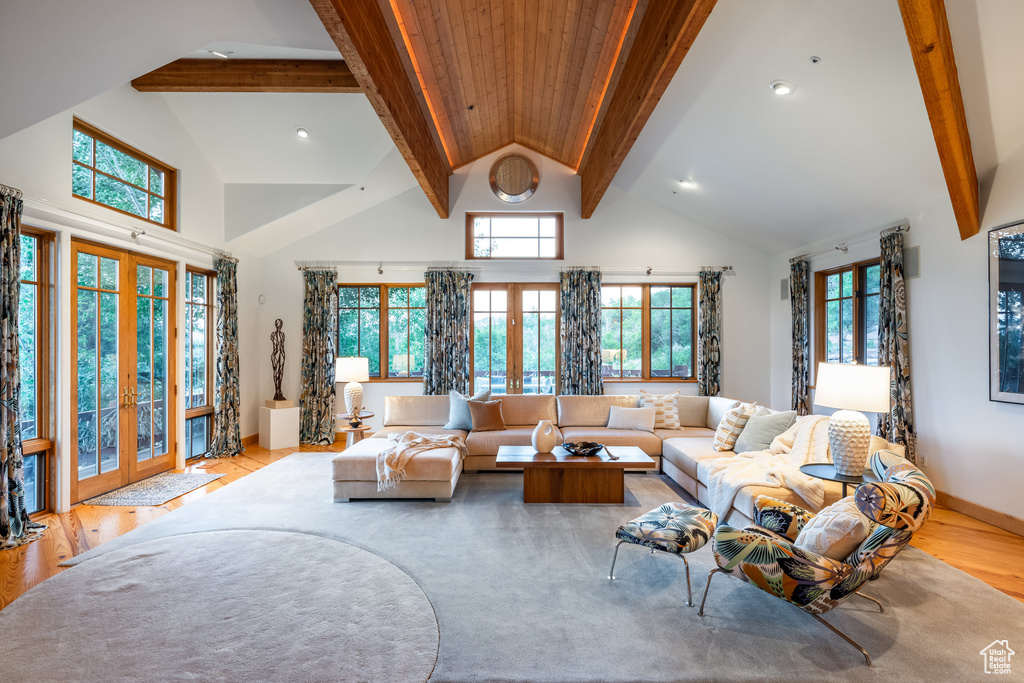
[
  {"xmin": 815, "ymin": 260, "xmax": 881, "ymax": 366},
  {"xmin": 72, "ymin": 118, "xmax": 177, "ymax": 229},
  {"xmin": 337, "ymin": 284, "xmax": 425, "ymax": 380},
  {"xmin": 19, "ymin": 228, "xmax": 54, "ymax": 514},
  {"xmin": 601, "ymin": 284, "xmax": 696, "ymax": 381},
  {"xmin": 185, "ymin": 268, "xmax": 214, "ymax": 459},
  {"xmin": 466, "ymin": 213, "xmax": 563, "ymax": 260}
]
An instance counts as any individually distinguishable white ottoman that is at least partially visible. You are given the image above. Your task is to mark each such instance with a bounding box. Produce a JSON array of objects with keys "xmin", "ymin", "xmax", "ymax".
[{"xmin": 332, "ymin": 438, "xmax": 463, "ymax": 503}]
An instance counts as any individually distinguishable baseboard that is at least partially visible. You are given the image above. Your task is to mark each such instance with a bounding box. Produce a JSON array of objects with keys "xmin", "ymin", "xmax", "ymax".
[
  {"xmin": 937, "ymin": 490, "xmax": 1024, "ymax": 537},
  {"xmin": 241, "ymin": 434, "xmax": 258, "ymax": 447}
]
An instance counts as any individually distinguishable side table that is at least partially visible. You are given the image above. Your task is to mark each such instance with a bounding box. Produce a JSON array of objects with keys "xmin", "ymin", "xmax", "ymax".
[
  {"xmin": 341, "ymin": 425, "xmax": 372, "ymax": 449},
  {"xmin": 799, "ymin": 463, "xmax": 879, "ymax": 498},
  {"xmin": 338, "ymin": 410, "xmax": 375, "ymax": 428}
]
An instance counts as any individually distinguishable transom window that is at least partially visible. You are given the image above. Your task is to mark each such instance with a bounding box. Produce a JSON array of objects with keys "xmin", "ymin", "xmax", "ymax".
[
  {"xmin": 815, "ymin": 260, "xmax": 881, "ymax": 366},
  {"xmin": 466, "ymin": 213, "xmax": 563, "ymax": 260},
  {"xmin": 338, "ymin": 284, "xmax": 426, "ymax": 380},
  {"xmin": 185, "ymin": 268, "xmax": 215, "ymax": 459},
  {"xmin": 72, "ymin": 118, "xmax": 177, "ymax": 229},
  {"xmin": 601, "ymin": 284, "xmax": 696, "ymax": 381}
]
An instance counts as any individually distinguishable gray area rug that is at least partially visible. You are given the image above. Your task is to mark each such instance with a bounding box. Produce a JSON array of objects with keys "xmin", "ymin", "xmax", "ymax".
[
  {"xmin": 84, "ymin": 472, "xmax": 225, "ymax": 506},
  {"xmin": 0, "ymin": 529, "xmax": 439, "ymax": 682},
  {"xmin": 26, "ymin": 451, "xmax": 1024, "ymax": 682}
]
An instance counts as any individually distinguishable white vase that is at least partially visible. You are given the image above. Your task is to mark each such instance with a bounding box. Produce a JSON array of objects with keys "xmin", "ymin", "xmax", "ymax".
[{"xmin": 531, "ymin": 420, "xmax": 557, "ymax": 453}]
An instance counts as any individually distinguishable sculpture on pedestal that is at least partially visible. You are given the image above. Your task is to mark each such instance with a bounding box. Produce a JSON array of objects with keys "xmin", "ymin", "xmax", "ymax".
[{"xmin": 271, "ymin": 318, "xmax": 286, "ymax": 401}]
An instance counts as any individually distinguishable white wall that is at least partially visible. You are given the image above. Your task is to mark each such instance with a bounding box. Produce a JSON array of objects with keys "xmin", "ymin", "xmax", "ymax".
[
  {"xmin": 770, "ymin": 172, "xmax": 1024, "ymax": 520},
  {"xmin": 0, "ymin": 86, "xmax": 261, "ymax": 511},
  {"xmin": 255, "ymin": 145, "xmax": 775, "ymax": 435}
]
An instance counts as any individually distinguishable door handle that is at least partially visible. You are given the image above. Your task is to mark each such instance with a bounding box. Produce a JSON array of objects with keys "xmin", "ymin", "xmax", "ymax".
[
  {"xmin": 122, "ymin": 387, "xmax": 130, "ymax": 408},
  {"xmin": 129, "ymin": 386, "xmax": 137, "ymax": 407}
]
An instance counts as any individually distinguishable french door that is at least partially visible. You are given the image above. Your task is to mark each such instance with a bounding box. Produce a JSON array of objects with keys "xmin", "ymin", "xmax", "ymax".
[
  {"xmin": 471, "ymin": 284, "xmax": 560, "ymax": 395},
  {"xmin": 72, "ymin": 239, "xmax": 177, "ymax": 502}
]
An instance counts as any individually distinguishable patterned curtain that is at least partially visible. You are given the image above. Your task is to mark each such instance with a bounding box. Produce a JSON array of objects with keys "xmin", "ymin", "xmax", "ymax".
[
  {"xmin": 877, "ymin": 229, "xmax": 917, "ymax": 462},
  {"xmin": 210, "ymin": 256, "xmax": 244, "ymax": 458},
  {"xmin": 559, "ymin": 268, "xmax": 603, "ymax": 395},
  {"xmin": 1, "ymin": 190, "xmax": 44, "ymax": 548},
  {"xmin": 300, "ymin": 269, "xmax": 338, "ymax": 445},
  {"xmin": 423, "ymin": 270, "xmax": 474, "ymax": 395},
  {"xmin": 789, "ymin": 259, "xmax": 811, "ymax": 415},
  {"xmin": 697, "ymin": 269, "xmax": 722, "ymax": 396}
]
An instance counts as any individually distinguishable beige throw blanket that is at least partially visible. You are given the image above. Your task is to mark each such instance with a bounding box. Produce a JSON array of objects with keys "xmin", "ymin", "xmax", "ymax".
[{"xmin": 377, "ymin": 431, "xmax": 467, "ymax": 492}]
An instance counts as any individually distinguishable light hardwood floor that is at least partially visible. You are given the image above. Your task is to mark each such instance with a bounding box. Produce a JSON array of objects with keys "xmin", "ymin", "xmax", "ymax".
[{"xmin": 2, "ymin": 443, "xmax": 1022, "ymax": 611}]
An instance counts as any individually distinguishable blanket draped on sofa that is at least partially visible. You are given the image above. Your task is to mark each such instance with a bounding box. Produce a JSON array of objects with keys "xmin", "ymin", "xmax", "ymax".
[{"xmin": 377, "ymin": 432, "xmax": 467, "ymax": 491}]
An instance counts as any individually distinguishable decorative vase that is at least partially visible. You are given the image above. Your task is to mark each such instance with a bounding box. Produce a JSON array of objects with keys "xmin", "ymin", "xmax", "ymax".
[
  {"xmin": 828, "ymin": 410, "xmax": 872, "ymax": 476},
  {"xmin": 531, "ymin": 420, "xmax": 557, "ymax": 453}
]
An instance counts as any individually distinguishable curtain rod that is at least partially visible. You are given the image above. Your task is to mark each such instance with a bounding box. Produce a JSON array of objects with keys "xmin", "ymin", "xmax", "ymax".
[
  {"xmin": 789, "ymin": 222, "xmax": 910, "ymax": 263},
  {"xmin": 0, "ymin": 182, "xmax": 23, "ymax": 199},
  {"xmin": 294, "ymin": 260, "xmax": 734, "ymax": 276}
]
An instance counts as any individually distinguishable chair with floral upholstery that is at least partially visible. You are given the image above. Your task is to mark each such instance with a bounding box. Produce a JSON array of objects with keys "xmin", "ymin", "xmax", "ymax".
[{"xmin": 697, "ymin": 450, "xmax": 934, "ymax": 666}]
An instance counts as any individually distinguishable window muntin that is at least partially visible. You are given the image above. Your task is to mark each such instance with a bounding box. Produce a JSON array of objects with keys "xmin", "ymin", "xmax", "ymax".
[
  {"xmin": 601, "ymin": 284, "xmax": 697, "ymax": 381},
  {"xmin": 815, "ymin": 260, "xmax": 881, "ymax": 367},
  {"xmin": 466, "ymin": 213, "xmax": 563, "ymax": 260},
  {"xmin": 72, "ymin": 118, "xmax": 176, "ymax": 229},
  {"xmin": 337, "ymin": 284, "xmax": 425, "ymax": 381},
  {"xmin": 184, "ymin": 268, "xmax": 214, "ymax": 459}
]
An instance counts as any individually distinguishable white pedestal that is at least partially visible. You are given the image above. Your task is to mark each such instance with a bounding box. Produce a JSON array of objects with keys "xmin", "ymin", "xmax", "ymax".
[{"xmin": 259, "ymin": 406, "xmax": 300, "ymax": 451}]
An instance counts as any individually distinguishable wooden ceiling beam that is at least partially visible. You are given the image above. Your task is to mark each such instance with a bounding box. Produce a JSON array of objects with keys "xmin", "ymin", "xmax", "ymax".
[
  {"xmin": 309, "ymin": 0, "xmax": 451, "ymax": 218},
  {"xmin": 131, "ymin": 59, "xmax": 361, "ymax": 93},
  {"xmin": 577, "ymin": 0, "xmax": 717, "ymax": 218},
  {"xmin": 897, "ymin": 0, "xmax": 979, "ymax": 240}
]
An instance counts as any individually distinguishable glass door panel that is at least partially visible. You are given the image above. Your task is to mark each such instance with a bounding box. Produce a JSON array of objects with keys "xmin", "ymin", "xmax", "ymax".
[
  {"xmin": 472, "ymin": 288, "xmax": 508, "ymax": 395},
  {"xmin": 134, "ymin": 258, "xmax": 174, "ymax": 480},
  {"xmin": 519, "ymin": 287, "xmax": 558, "ymax": 395}
]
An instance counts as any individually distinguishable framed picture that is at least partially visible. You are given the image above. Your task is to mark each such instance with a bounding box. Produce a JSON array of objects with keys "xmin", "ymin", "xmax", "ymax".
[{"xmin": 990, "ymin": 221, "xmax": 1024, "ymax": 404}]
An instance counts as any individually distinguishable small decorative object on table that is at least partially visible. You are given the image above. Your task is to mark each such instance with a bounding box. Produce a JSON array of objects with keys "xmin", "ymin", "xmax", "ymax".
[
  {"xmin": 813, "ymin": 362, "xmax": 891, "ymax": 476},
  {"xmin": 531, "ymin": 419, "xmax": 558, "ymax": 453},
  {"xmin": 336, "ymin": 357, "xmax": 370, "ymax": 426},
  {"xmin": 562, "ymin": 441, "xmax": 603, "ymax": 457}
]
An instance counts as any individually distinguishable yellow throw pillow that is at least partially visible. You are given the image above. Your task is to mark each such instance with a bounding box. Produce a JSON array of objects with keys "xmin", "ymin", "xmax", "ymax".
[
  {"xmin": 713, "ymin": 402, "xmax": 758, "ymax": 451},
  {"xmin": 639, "ymin": 390, "xmax": 681, "ymax": 429}
]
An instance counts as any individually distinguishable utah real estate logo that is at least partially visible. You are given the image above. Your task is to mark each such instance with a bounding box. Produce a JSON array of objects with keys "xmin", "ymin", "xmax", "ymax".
[{"xmin": 980, "ymin": 640, "xmax": 1014, "ymax": 675}]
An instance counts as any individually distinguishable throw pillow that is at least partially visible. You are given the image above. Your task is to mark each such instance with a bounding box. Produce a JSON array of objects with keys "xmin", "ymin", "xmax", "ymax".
[
  {"xmin": 606, "ymin": 406, "xmax": 657, "ymax": 432},
  {"xmin": 469, "ymin": 399, "xmax": 506, "ymax": 432},
  {"xmin": 639, "ymin": 390, "xmax": 681, "ymax": 429},
  {"xmin": 733, "ymin": 410, "xmax": 797, "ymax": 453},
  {"xmin": 794, "ymin": 497, "xmax": 873, "ymax": 561},
  {"xmin": 444, "ymin": 389, "xmax": 490, "ymax": 430},
  {"xmin": 713, "ymin": 403, "xmax": 758, "ymax": 451}
]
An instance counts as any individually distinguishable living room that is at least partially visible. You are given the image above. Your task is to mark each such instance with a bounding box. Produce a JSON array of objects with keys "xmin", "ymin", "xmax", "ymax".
[{"xmin": 0, "ymin": 0, "xmax": 1022, "ymax": 681}]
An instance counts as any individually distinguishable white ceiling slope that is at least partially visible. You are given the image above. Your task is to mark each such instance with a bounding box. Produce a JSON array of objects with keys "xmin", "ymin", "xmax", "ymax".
[
  {"xmin": 0, "ymin": 0, "xmax": 335, "ymax": 140},
  {"xmin": 225, "ymin": 183, "xmax": 352, "ymax": 240},
  {"xmin": 614, "ymin": 0, "xmax": 948, "ymax": 253}
]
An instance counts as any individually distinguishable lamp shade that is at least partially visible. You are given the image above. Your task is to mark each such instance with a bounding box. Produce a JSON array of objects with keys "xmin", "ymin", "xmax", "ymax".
[
  {"xmin": 814, "ymin": 362, "xmax": 891, "ymax": 413},
  {"xmin": 335, "ymin": 357, "xmax": 369, "ymax": 383}
]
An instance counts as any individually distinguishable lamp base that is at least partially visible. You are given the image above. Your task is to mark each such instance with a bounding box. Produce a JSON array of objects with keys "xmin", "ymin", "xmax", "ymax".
[
  {"xmin": 828, "ymin": 410, "xmax": 872, "ymax": 477},
  {"xmin": 344, "ymin": 381, "xmax": 364, "ymax": 426}
]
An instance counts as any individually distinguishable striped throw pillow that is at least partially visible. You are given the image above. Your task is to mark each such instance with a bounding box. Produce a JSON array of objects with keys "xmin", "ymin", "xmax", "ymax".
[
  {"xmin": 713, "ymin": 403, "xmax": 759, "ymax": 451},
  {"xmin": 640, "ymin": 390, "xmax": 681, "ymax": 429}
]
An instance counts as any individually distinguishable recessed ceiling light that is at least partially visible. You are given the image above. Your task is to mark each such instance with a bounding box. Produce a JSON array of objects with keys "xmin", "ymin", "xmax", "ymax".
[
  {"xmin": 295, "ymin": 126, "xmax": 311, "ymax": 139},
  {"xmin": 209, "ymin": 50, "xmax": 233, "ymax": 59},
  {"xmin": 770, "ymin": 80, "xmax": 794, "ymax": 96},
  {"xmin": 678, "ymin": 178, "xmax": 695, "ymax": 188}
]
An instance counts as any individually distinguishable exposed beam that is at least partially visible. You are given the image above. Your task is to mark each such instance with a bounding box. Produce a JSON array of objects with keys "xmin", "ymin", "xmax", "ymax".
[
  {"xmin": 309, "ymin": 0, "xmax": 451, "ymax": 218},
  {"xmin": 577, "ymin": 0, "xmax": 717, "ymax": 219},
  {"xmin": 131, "ymin": 59, "xmax": 361, "ymax": 93},
  {"xmin": 898, "ymin": 0, "xmax": 979, "ymax": 240}
]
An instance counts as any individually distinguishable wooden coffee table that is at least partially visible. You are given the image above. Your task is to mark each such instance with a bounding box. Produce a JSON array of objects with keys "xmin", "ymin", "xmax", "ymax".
[{"xmin": 495, "ymin": 445, "xmax": 656, "ymax": 504}]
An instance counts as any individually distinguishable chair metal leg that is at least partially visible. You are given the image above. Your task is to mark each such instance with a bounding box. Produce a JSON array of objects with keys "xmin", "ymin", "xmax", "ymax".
[
  {"xmin": 697, "ymin": 567, "xmax": 727, "ymax": 616},
  {"xmin": 808, "ymin": 612, "xmax": 872, "ymax": 667},
  {"xmin": 855, "ymin": 591, "xmax": 885, "ymax": 614},
  {"xmin": 675, "ymin": 554, "xmax": 693, "ymax": 606},
  {"xmin": 608, "ymin": 540, "xmax": 625, "ymax": 580}
]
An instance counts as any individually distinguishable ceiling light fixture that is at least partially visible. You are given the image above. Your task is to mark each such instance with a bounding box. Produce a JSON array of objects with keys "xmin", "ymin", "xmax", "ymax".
[
  {"xmin": 678, "ymin": 178, "xmax": 695, "ymax": 188},
  {"xmin": 209, "ymin": 50, "xmax": 233, "ymax": 59},
  {"xmin": 770, "ymin": 80, "xmax": 794, "ymax": 96},
  {"xmin": 295, "ymin": 126, "xmax": 311, "ymax": 139}
]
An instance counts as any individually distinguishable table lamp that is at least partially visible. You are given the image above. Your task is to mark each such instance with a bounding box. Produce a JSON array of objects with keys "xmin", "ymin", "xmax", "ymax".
[
  {"xmin": 813, "ymin": 362, "xmax": 891, "ymax": 476},
  {"xmin": 336, "ymin": 357, "xmax": 370, "ymax": 427}
]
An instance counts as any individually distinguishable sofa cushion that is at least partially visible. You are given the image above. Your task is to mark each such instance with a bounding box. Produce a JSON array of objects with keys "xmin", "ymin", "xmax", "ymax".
[
  {"xmin": 496, "ymin": 394, "xmax": 558, "ymax": 426},
  {"xmin": 606, "ymin": 406, "xmax": 656, "ymax": 432},
  {"xmin": 707, "ymin": 397, "xmax": 741, "ymax": 430},
  {"xmin": 469, "ymin": 400, "xmax": 506, "ymax": 432},
  {"xmin": 383, "ymin": 395, "xmax": 451, "ymax": 426},
  {"xmin": 370, "ymin": 426, "xmax": 469, "ymax": 441},
  {"xmin": 676, "ymin": 396, "xmax": 710, "ymax": 428},
  {"xmin": 639, "ymin": 390, "xmax": 680, "ymax": 429},
  {"xmin": 557, "ymin": 395, "xmax": 639, "ymax": 427},
  {"xmin": 559, "ymin": 427, "xmax": 662, "ymax": 456},
  {"xmin": 443, "ymin": 389, "xmax": 489, "ymax": 430},
  {"xmin": 466, "ymin": 426, "xmax": 556, "ymax": 456},
  {"xmin": 332, "ymin": 438, "xmax": 460, "ymax": 481},
  {"xmin": 734, "ymin": 410, "xmax": 797, "ymax": 453},
  {"xmin": 729, "ymin": 481, "xmax": 845, "ymax": 520},
  {"xmin": 656, "ymin": 427, "xmax": 715, "ymax": 440},
  {"xmin": 661, "ymin": 437, "xmax": 720, "ymax": 479}
]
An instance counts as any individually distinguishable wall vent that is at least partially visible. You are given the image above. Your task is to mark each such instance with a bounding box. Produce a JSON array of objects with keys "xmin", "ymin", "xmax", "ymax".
[
  {"xmin": 781, "ymin": 277, "xmax": 790, "ymax": 300},
  {"xmin": 905, "ymin": 245, "xmax": 920, "ymax": 278}
]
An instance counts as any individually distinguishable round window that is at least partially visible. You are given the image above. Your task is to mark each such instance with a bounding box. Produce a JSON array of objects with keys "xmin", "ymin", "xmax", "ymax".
[{"xmin": 489, "ymin": 155, "xmax": 538, "ymax": 203}]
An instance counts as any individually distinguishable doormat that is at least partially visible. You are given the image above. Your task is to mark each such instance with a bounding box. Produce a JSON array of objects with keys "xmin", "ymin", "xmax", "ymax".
[{"xmin": 84, "ymin": 473, "xmax": 226, "ymax": 506}]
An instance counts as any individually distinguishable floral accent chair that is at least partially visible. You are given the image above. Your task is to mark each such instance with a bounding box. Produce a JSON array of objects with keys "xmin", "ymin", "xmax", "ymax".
[{"xmin": 697, "ymin": 450, "xmax": 934, "ymax": 666}]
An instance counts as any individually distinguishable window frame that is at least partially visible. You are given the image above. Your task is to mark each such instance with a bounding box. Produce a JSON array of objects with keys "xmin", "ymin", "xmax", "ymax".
[
  {"xmin": 72, "ymin": 117, "xmax": 178, "ymax": 230},
  {"xmin": 20, "ymin": 226, "xmax": 55, "ymax": 515},
  {"xmin": 184, "ymin": 267, "xmax": 215, "ymax": 459},
  {"xmin": 601, "ymin": 283, "xmax": 698, "ymax": 383},
  {"xmin": 337, "ymin": 283, "xmax": 426, "ymax": 382},
  {"xmin": 814, "ymin": 258, "xmax": 881, "ymax": 369},
  {"xmin": 465, "ymin": 212, "xmax": 564, "ymax": 261}
]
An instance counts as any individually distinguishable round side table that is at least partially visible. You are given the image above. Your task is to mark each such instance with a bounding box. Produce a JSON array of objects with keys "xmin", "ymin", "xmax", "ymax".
[
  {"xmin": 342, "ymin": 425, "xmax": 372, "ymax": 449},
  {"xmin": 799, "ymin": 463, "xmax": 879, "ymax": 498},
  {"xmin": 338, "ymin": 410, "xmax": 375, "ymax": 428}
]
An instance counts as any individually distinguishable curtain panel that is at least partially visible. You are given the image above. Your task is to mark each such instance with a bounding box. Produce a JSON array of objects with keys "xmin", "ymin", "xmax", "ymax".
[
  {"xmin": 877, "ymin": 230, "xmax": 917, "ymax": 462},
  {"xmin": 0, "ymin": 192, "xmax": 43, "ymax": 548},
  {"xmin": 697, "ymin": 270, "xmax": 722, "ymax": 397},
  {"xmin": 789, "ymin": 259, "xmax": 811, "ymax": 415},
  {"xmin": 559, "ymin": 268, "xmax": 603, "ymax": 395},
  {"xmin": 300, "ymin": 269, "xmax": 338, "ymax": 445},
  {"xmin": 210, "ymin": 256, "xmax": 244, "ymax": 458},
  {"xmin": 423, "ymin": 270, "xmax": 474, "ymax": 396}
]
